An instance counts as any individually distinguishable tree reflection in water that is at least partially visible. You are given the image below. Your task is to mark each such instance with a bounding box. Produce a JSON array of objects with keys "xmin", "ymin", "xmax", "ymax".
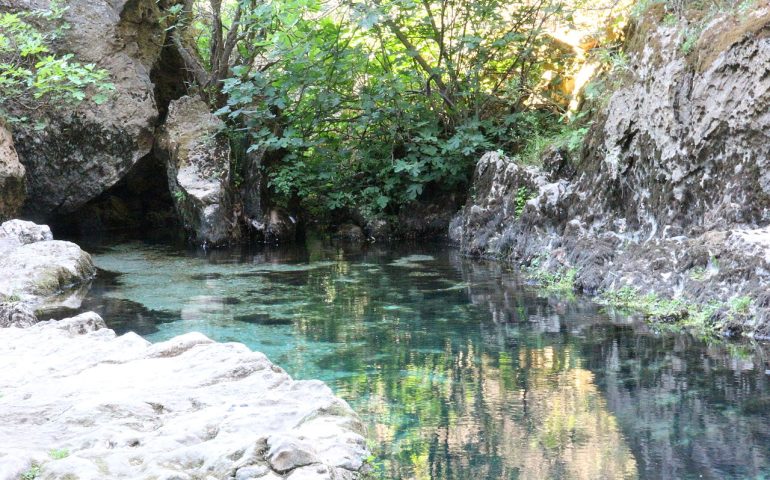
[{"xmin": 81, "ymin": 242, "xmax": 770, "ymax": 480}]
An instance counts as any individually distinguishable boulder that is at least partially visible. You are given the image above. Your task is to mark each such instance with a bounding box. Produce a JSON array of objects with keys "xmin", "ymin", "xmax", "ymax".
[
  {"xmin": 158, "ymin": 96, "xmax": 234, "ymax": 246},
  {"xmin": 0, "ymin": 219, "xmax": 53, "ymax": 248},
  {"xmin": 5, "ymin": 0, "xmax": 164, "ymax": 218},
  {"xmin": 0, "ymin": 322, "xmax": 370, "ymax": 479},
  {"xmin": 0, "ymin": 241, "xmax": 96, "ymax": 303},
  {"xmin": 0, "ymin": 121, "xmax": 25, "ymax": 220},
  {"xmin": 0, "ymin": 220, "xmax": 95, "ymax": 306},
  {"xmin": 364, "ymin": 218, "xmax": 392, "ymax": 242}
]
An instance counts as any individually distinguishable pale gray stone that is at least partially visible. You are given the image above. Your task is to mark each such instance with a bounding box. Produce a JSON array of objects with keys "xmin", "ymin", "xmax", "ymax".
[
  {"xmin": 0, "ymin": 319, "xmax": 369, "ymax": 480},
  {"xmin": 158, "ymin": 96, "xmax": 233, "ymax": 246}
]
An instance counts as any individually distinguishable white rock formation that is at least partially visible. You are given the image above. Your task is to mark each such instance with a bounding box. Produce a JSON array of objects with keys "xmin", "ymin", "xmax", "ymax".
[
  {"xmin": 0, "ymin": 313, "xmax": 369, "ymax": 480},
  {"xmin": 0, "ymin": 220, "xmax": 95, "ymax": 306}
]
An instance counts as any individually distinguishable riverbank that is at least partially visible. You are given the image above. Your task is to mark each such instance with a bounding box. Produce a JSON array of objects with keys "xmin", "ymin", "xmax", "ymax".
[{"xmin": 0, "ymin": 220, "xmax": 370, "ymax": 480}]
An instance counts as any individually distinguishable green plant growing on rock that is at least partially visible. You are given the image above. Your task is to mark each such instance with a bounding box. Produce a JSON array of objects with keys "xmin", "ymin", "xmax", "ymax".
[
  {"xmin": 689, "ymin": 266, "xmax": 707, "ymax": 281},
  {"xmin": 680, "ymin": 26, "xmax": 701, "ymax": 54},
  {"xmin": 20, "ymin": 464, "xmax": 40, "ymax": 480},
  {"xmin": 48, "ymin": 448, "xmax": 69, "ymax": 460},
  {"xmin": 524, "ymin": 254, "xmax": 578, "ymax": 296},
  {"xmin": 599, "ymin": 285, "xmax": 758, "ymax": 336},
  {"xmin": 4, "ymin": 293, "xmax": 21, "ymax": 302},
  {"xmin": 729, "ymin": 295, "xmax": 752, "ymax": 315},
  {"xmin": 515, "ymin": 187, "xmax": 531, "ymax": 218},
  {"xmin": 0, "ymin": 2, "xmax": 114, "ymax": 121}
]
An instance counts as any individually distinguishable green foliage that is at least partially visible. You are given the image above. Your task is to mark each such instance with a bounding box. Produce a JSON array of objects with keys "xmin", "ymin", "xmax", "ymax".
[
  {"xmin": 524, "ymin": 254, "xmax": 578, "ymax": 295},
  {"xmin": 20, "ymin": 464, "xmax": 40, "ymax": 480},
  {"xmin": 515, "ymin": 115, "xmax": 589, "ymax": 166},
  {"xmin": 599, "ymin": 286, "xmax": 755, "ymax": 334},
  {"xmin": 48, "ymin": 449, "xmax": 69, "ymax": 460},
  {"xmin": 204, "ymin": 0, "xmax": 590, "ymax": 218},
  {"xmin": 514, "ymin": 187, "xmax": 530, "ymax": 218},
  {"xmin": 172, "ymin": 190, "xmax": 187, "ymax": 203},
  {"xmin": 729, "ymin": 295, "xmax": 752, "ymax": 315},
  {"xmin": 0, "ymin": 2, "xmax": 113, "ymax": 120},
  {"xmin": 680, "ymin": 26, "xmax": 701, "ymax": 54}
]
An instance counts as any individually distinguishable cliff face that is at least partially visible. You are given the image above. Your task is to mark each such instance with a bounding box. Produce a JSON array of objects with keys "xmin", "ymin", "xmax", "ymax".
[
  {"xmin": 451, "ymin": 5, "xmax": 770, "ymax": 337},
  {"xmin": 3, "ymin": 0, "xmax": 164, "ymax": 219}
]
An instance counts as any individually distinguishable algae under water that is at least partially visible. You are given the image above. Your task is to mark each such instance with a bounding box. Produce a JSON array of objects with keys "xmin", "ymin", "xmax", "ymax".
[{"xmin": 68, "ymin": 238, "xmax": 770, "ymax": 480}]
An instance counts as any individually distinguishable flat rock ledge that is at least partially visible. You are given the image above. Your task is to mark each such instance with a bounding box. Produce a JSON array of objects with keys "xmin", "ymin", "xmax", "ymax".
[{"xmin": 0, "ymin": 313, "xmax": 369, "ymax": 480}]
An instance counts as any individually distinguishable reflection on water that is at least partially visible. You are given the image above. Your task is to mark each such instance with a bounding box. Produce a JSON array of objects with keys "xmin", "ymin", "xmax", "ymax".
[{"xmin": 66, "ymin": 238, "xmax": 770, "ymax": 480}]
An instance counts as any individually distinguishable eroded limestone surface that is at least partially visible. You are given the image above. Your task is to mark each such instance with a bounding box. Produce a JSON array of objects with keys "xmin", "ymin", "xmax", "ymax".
[{"xmin": 0, "ymin": 314, "xmax": 369, "ymax": 480}]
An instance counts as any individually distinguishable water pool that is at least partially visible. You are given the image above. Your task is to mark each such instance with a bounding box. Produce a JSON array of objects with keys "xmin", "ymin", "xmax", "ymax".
[{"xmin": 65, "ymin": 238, "xmax": 770, "ymax": 479}]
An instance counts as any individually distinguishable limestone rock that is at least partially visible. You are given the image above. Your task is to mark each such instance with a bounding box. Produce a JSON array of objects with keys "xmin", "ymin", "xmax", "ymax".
[
  {"xmin": 5, "ymin": 0, "xmax": 164, "ymax": 218},
  {"xmin": 250, "ymin": 208, "xmax": 297, "ymax": 244},
  {"xmin": 36, "ymin": 311, "xmax": 107, "ymax": 334},
  {"xmin": 0, "ymin": 121, "xmax": 25, "ymax": 220},
  {"xmin": 0, "ymin": 219, "xmax": 53, "ymax": 249},
  {"xmin": 0, "ymin": 220, "xmax": 95, "ymax": 307},
  {"xmin": 0, "ymin": 302, "xmax": 37, "ymax": 328},
  {"xmin": 0, "ymin": 322, "xmax": 369, "ymax": 479},
  {"xmin": 364, "ymin": 218, "xmax": 392, "ymax": 242},
  {"xmin": 450, "ymin": 6, "xmax": 770, "ymax": 337},
  {"xmin": 158, "ymin": 96, "xmax": 233, "ymax": 246},
  {"xmin": 0, "ymin": 241, "xmax": 96, "ymax": 303}
]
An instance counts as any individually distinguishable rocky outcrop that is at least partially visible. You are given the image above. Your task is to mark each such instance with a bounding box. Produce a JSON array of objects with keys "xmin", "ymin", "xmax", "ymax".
[
  {"xmin": 0, "ymin": 121, "xmax": 25, "ymax": 220},
  {"xmin": 5, "ymin": 0, "xmax": 163, "ymax": 218},
  {"xmin": 0, "ymin": 220, "xmax": 95, "ymax": 307},
  {"xmin": 0, "ymin": 314, "xmax": 369, "ymax": 480},
  {"xmin": 451, "ymin": 6, "xmax": 770, "ymax": 337},
  {"xmin": 252, "ymin": 207, "xmax": 298, "ymax": 244},
  {"xmin": 158, "ymin": 96, "xmax": 234, "ymax": 246}
]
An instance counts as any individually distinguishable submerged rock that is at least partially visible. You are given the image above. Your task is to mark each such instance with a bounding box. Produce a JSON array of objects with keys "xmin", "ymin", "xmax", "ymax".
[
  {"xmin": 0, "ymin": 121, "xmax": 25, "ymax": 220},
  {"xmin": 451, "ymin": 6, "xmax": 770, "ymax": 337},
  {"xmin": 0, "ymin": 317, "xmax": 369, "ymax": 479},
  {"xmin": 7, "ymin": 0, "xmax": 164, "ymax": 218},
  {"xmin": 158, "ymin": 96, "xmax": 234, "ymax": 246},
  {"xmin": 0, "ymin": 220, "xmax": 95, "ymax": 306}
]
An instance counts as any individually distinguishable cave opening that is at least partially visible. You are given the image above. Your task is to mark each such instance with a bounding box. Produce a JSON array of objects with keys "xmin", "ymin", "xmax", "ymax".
[{"xmin": 50, "ymin": 42, "xmax": 192, "ymax": 240}]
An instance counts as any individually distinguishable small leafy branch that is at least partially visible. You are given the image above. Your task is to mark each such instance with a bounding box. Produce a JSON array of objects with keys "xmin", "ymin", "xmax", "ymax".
[{"xmin": 0, "ymin": 1, "xmax": 114, "ymax": 121}]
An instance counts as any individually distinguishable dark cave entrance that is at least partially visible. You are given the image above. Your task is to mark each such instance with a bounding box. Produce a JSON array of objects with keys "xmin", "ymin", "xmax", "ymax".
[{"xmin": 50, "ymin": 42, "xmax": 192, "ymax": 240}]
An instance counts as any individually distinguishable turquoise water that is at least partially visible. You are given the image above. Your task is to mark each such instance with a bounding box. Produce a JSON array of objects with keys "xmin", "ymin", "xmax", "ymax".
[{"xmin": 69, "ymin": 238, "xmax": 770, "ymax": 479}]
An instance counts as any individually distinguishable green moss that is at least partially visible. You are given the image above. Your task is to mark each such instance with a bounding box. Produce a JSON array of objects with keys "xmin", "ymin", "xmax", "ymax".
[
  {"xmin": 598, "ymin": 286, "xmax": 754, "ymax": 336},
  {"xmin": 523, "ymin": 256, "xmax": 578, "ymax": 296}
]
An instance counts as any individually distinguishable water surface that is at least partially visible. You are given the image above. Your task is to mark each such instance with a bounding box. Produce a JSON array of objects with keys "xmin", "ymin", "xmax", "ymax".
[{"xmin": 67, "ymin": 238, "xmax": 770, "ymax": 480}]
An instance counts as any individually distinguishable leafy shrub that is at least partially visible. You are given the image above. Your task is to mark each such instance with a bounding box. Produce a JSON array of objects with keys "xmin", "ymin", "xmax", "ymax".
[{"xmin": 0, "ymin": 1, "xmax": 114, "ymax": 121}]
